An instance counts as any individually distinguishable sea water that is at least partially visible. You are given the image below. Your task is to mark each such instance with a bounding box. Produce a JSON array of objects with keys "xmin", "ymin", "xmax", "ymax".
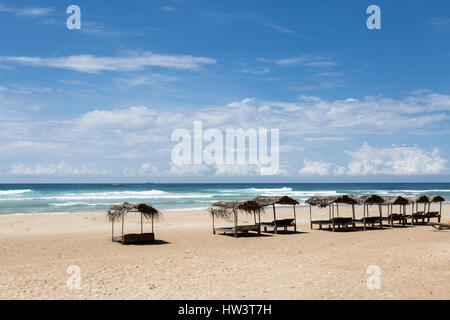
[{"xmin": 0, "ymin": 183, "xmax": 449, "ymax": 214}]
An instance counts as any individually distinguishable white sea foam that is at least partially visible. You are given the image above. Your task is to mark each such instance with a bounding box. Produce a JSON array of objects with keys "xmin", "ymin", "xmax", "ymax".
[
  {"xmin": 0, "ymin": 189, "xmax": 32, "ymax": 195},
  {"xmin": 0, "ymin": 190, "xmax": 215, "ymax": 201}
]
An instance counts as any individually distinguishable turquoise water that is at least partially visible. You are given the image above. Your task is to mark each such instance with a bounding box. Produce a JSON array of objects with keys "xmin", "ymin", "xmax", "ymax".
[{"xmin": 0, "ymin": 183, "xmax": 449, "ymax": 214}]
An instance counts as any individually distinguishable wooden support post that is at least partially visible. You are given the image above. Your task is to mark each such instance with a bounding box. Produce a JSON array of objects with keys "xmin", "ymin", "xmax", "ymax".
[
  {"xmin": 309, "ymin": 205, "xmax": 313, "ymax": 230},
  {"xmin": 363, "ymin": 204, "xmax": 367, "ymax": 231},
  {"xmin": 151, "ymin": 215, "xmax": 154, "ymax": 233},
  {"xmin": 352, "ymin": 204, "xmax": 356, "ymax": 230},
  {"xmin": 234, "ymin": 210, "xmax": 238, "ymax": 238},
  {"xmin": 140, "ymin": 212, "xmax": 143, "ymax": 234},
  {"xmin": 293, "ymin": 205, "xmax": 297, "ymax": 232},
  {"xmin": 336, "ymin": 203, "xmax": 339, "ymax": 218},
  {"xmin": 439, "ymin": 202, "xmax": 442, "ymax": 223},
  {"xmin": 332, "ymin": 204, "xmax": 335, "ymax": 232},
  {"xmin": 272, "ymin": 204, "xmax": 277, "ymax": 234},
  {"xmin": 258, "ymin": 212, "xmax": 261, "ymax": 236},
  {"xmin": 212, "ymin": 213, "xmax": 216, "ymax": 235},
  {"xmin": 378, "ymin": 205, "xmax": 382, "ymax": 228},
  {"xmin": 121, "ymin": 214, "xmax": 124, "ymax": 243},
  {"xmin": 112, "ymin": 220, "xmax": 114, "ymax": 241}
]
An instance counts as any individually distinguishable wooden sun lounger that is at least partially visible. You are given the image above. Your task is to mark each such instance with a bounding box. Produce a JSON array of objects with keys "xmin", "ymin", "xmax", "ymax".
[
  {"xmin": 113, "ymin": 232, "xmax": 155, "ymax": 244},
  {"xmin": 258, "ymin": 218, "xmax": 295, "ymax": 233},
  {"xmin": 312, "ymin": 218, "xmax": 355, "ymax": 231},
  {"xmin": 429, "ymin": 222, "xmax": 450, "ymax": 231},
  {"xmin": 382, "ymin": 213, "xmax": 407, "ymax": 227},
  {"xmin": 406, "ymin": 212, "xmax": 428, "ymax": 224},
  {"xmin": 214, "ymin": 225, "xmax": 261, "ymax": 236},
  {"xmin": 355, "ymin": 216, "xmax": 382, "ymax": 227}
]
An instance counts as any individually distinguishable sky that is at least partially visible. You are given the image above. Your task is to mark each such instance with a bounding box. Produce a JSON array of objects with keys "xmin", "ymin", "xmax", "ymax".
[{"xmin": 0, "ymin": 0, "xmax": 449, "ymax": 183}]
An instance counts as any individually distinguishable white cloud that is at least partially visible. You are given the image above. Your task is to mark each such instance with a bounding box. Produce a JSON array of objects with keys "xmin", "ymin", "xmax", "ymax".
[
  {"xmin": 76, "ymin": 106, "xmax": 157, "ymax": 129},
  {"xmin": 0, "ymin": 52, "xmax": 216, "ymax": 73},
  {"xmin": 258, "ymin": 55, "xmax": 336, "ymax": 67},
  {"xmin": 123, "ymin": 163, "xmax": 160, "ymax": 176},
  {"xmin": 161, "ymin": 6, "xmax": 176, "ymax": 12},
  {"xmin": 214, "ymin": 163, "xmax": 260, "ymax": 176},
  {"xmin": 299, "ymin": 143, "xmax": 448, "ymax": 176},
  {"xmin": 431, "ymin": 17, "xmax": 450, "ymax": 29},
  {"xmin": 1, "ymin": 91, "xmax": 449, "ymax": 178},
  {"xmin": 0, "ymin": 4, "xmax": 53, "ymax": 16},
  {"xmin": 16, "ymin": 7, "xmax": 54, "ymax": 16},
  {"xmin": 299, "ymin": 160, "xmax": 332, "ymax": 176},
  {"xmin": 2, "ymin": 140, "xmax": 63, "ymax": 151},
  {"xmin": 10, "ymin": 162, "xmax": 110, "ymax": 176},
  {"xmin": 166, "ymin": 164, "xmax": 210, "ymax": 176},
  {"xmin": 345, "ymin": 143, "xmax": 448, "ymax": 176},
  {"xmin": 120, "ymin": 74, "xmax": 180, "ymax": 87},
  {"xmin": 203, "ymin": 12, "xmax": 296, "ymax": 36},
  {"xmin": 227, "ymin": 97, "xmax": 256, "ymax": 108}
]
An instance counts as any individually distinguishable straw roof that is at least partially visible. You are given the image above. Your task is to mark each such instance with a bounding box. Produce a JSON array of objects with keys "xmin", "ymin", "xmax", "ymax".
[
  {"xmin": 209, "ymin": 200, "xmax": 264, "ymax": 219},
  {"xmin": 305, "ymin": 193, "xmax": 445, "ymax": 208},
  {"xmin": 403, "ymin": 195, "xmax": 430, "ymax": 203},
  {"xmin": 305, "ymin": 195, "xmax": 357, "ymax": 208},
  {"xmin": 349, "ymin": 194, "xmax": 384, "ymax": 205},
  {"xmin": 107, "ymin": 202, "xmax": 161, "ymax": 222},
  {"xmin": 428, "ymin": 195, "xmax": 445, "ymax": 203},
  {"xmin": 379, "ymin": 195, "xmax": 411, "ymax": 205},
  {"xmin": 252, "ymin": 195, "xmax": 299, "ymax": 206}
]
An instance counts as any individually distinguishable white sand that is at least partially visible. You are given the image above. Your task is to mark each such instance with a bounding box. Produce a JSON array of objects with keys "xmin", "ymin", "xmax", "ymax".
[{"xmin": 0, "ymin": 206, "xmax": 449, "ymax": 300}]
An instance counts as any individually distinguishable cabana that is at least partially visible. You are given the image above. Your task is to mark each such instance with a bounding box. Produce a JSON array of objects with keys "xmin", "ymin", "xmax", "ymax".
[
  {"xmin": 350, "ymin": 195, "xmax": 384, "ymax": 230},
  {"xmin": 252, "ymin": 196, "xmax": 299, "ymax": 233},
  {"xmin": 379, "ymin": 195, "xmax": 409, "ymax": 227},
  {"xmin": 404, "ymin": 195, "xmax": 431, "ymax": 225},
  {"xmin": 209, "ymin": 200, "xmax": 264, "ymax": 238},
  {"xmin": 107, "ymin": 202, "xmax": 161, "ymax": 244},
  {"xmin": 426, "ymin": 195, "xmax": 445, "ymax": 223},
  {"xmin": 305, "ymin": 195, "xmax": 358, "ymax": 232}
]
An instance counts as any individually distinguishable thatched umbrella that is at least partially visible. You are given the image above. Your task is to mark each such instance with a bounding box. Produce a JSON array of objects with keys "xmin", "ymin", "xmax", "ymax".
[
  {"xmin": 305, "ymin": 195, "xmax": 358, "ymax": 231},
  {"xmin": 209, "ymin": 200, "xmax": 264, "ymax": 238},
  {"xmin": 348, "ymin": 194, "xmax": 384, "ymax": 230},
  {"xmin": 107, "ymin": 202, "xmax": 161, "ymax": 244},
  {"xmin": 252, "ymin": 196, "xmax": 300, "ymax": 233},
  {"xmin": 379, "ymin": 195, "xmax": 411, "ymax": 227},
  {"xmin": 427, "ymin": 195, "xmax": 445, "ymax": 223},
  {"xmin": 402, "ymin": 195, "xmax": 432, "ymax": 225}
]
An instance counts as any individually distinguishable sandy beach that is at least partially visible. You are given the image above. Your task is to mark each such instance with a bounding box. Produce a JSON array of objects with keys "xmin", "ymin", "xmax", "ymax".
[{"xmin": 0, "ymin": 206, "xmax": 449, "ymax": 300}]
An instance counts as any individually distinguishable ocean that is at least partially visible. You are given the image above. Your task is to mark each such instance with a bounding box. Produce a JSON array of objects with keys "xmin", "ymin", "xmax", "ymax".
[{"xmin": 0, "ymin": 183, "xmax": 449, "ymax": 215}]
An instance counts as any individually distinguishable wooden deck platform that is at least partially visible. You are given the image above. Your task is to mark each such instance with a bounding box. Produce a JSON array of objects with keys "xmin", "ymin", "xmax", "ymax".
[
  {"xmin": 113, "ymin": 232, "xmax": 155, "ymax": 244},
  {"xmin": 214, "ymin": 224, "xmax": 261, "ymax": 236}
]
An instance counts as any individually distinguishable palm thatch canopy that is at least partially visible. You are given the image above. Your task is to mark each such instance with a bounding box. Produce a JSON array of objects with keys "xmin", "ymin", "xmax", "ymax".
[
  {"xmin": 107, "ymin": 202, "xmax": 161, "ymax": 222},
  {"xmin": 428, "ymin": 195, "xmax": 445, "ymax": 203},
  {"xmin": 349, "ymin": 194, "xmax": 384, "ymax": 205},
  {"xmin": 305, "ymin": 195, "xmax": 357, "ymax": 208},
  {"xmin": 403, "ymin": 195, "xmax": 430, "ymax": 204},
  {"xmin": 252, "ymin": 195, "xmax": 299, "ymax": 206},
  {"xmin": 209, "ymin": 200, "xmax": 264, "ymax": 219},
  {"xmin": 379, "ymin": 195, "xmax": 411, "ymax": 205}
]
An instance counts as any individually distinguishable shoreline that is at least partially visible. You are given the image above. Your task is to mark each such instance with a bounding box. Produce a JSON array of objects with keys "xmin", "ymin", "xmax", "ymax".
[{"xmin": 1, "ymin": 201, "xmax": 449, "ymax": 217}]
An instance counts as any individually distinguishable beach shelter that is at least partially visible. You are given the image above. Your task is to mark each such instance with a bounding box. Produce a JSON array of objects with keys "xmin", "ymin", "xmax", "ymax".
[
  {"xmin": 379, "ymin": 195, "xmax": 411, "ymax": 227},
  {"xmin": 403, "ymin": 195, "xmax": 430, "ymax": 225},
  {"xmin": 305, "ymin": 195, "xmax": 358, "ymax": 232},
  {"xmin": 209, "ymin": 200, "xmax": 264, "ymax": 238},
  {"xmin": 349, "ymin": 195, "xmax": 385, "ymax": 230},
  {"xmin": 427, "ymin": 195, "xmax": 445, "ymax": 223},
  {"xmin": 252, "ymin": 196, "xmax": 300, "ymax": 233},
  {"xmin": 107, "ymin": 202, "xmax": 161, "ymax": 244}
]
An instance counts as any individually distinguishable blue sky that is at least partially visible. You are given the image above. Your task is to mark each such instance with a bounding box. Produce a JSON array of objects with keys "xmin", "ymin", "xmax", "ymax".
[{"xmin": 0, "ymin": 0, "xmax": 449, "ymax": 182}]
